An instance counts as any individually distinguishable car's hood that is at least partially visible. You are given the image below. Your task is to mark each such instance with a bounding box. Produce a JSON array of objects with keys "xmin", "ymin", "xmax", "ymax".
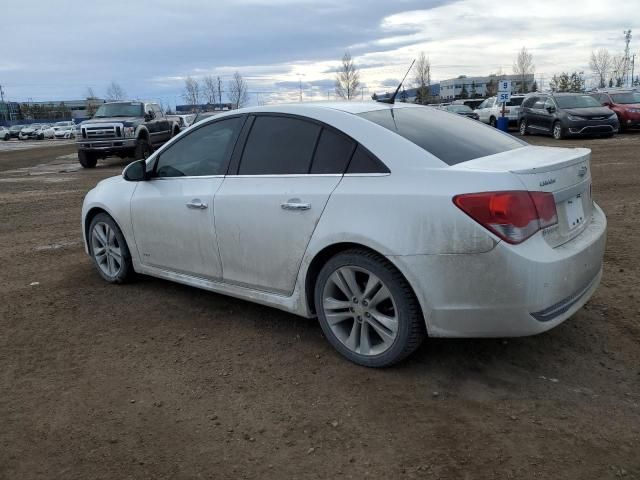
[
  {"xmin": 618, "ymin": 103, "xmax": 640, "ymax": 109},
  {"xmin": 564, "ymin": 107, "xmax": 613, "ymax": 116},
  {"xmin": 83, "ymin": 116, "xmax": 140, "ymax": 125}
]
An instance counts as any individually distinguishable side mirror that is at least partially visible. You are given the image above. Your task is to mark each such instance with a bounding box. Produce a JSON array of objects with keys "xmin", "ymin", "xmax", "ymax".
[
  {"xmin": 144, "ymin": 110, "xmax": 155, "ymax": 121},
  {"xmin": 546, "ymin": 106, "xmax": 556, "ymax": 113},
  {"xmin": 123, "ymin": 159, "xmax": 148, "ymax": 182}
]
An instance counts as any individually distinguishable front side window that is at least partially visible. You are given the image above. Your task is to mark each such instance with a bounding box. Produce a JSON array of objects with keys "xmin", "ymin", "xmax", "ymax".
[
  {"xmin": 155, "ymin": 117, "xmax": 243, "ymax": 177},
  {"xmin": 238, "ymin": 116, "xmax": 321, "ymax": 175},
  {"xmin": 533, "ymin": 97, "xmax": 547, "ymax": 109},
  {"xmin": 544, "ymin": 97, "xmax": 556, "ymax": 110},
  {"xmin": 359, "ymin": 107, "xmax": 525, "ymax": 166}
]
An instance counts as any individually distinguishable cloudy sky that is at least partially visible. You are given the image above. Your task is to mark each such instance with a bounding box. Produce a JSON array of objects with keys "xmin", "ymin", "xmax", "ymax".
[{"xmin": 1, "ymin": 0, "xmax": 637, "ymax": 107}]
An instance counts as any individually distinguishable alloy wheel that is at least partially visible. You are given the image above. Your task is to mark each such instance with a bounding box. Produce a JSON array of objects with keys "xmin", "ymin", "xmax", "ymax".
[
  {"xmin": 322, "ymin": 266, "xmax": 398, "ymax": 356},
  {"xmin": 553, "ymin": 123, "xmax": 562, "ymax": 139},
  {"xmin": 91, "ymin": 222, "xmax": 123, "ymax": 278},
  {"xmin": 519, "ymin": 120, "xmax": 527, "ymax": 135}
]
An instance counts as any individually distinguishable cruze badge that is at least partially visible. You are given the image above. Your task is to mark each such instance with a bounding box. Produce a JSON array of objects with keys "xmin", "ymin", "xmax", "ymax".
[
  {"xmin": 578, "ymin": 166, "xmax": 588, "ymax": 178},
  {"xmin": 539, "ymin": 178, "xmax": 556, "ymax": 187}
]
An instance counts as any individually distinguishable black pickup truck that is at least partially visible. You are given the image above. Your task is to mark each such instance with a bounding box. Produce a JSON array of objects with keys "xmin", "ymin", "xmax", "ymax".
[{"xmin": 76, "ymin": 101, "xmax": 179, "ymax": 168}]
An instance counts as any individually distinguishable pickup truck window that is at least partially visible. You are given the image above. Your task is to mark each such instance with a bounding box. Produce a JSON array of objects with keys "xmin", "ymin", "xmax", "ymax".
[{"xmin": 94, "ymin": 102, "xmax": 144, "ymax": 118}]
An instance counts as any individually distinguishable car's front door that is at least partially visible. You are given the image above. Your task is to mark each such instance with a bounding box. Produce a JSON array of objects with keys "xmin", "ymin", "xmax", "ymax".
[
  {"xmin": 130, "ymin": 116, "xmax": 245, "ymax": 280},
  {"xmin": 541, "ymin": 97, "xmax": 557, "ymax": 132},
  {"xmin": 527, "ymin": 96, "xmax": 546, "ymax": 131},
  {"xmin": 214, "ymin": 115, "xmax": 355, "ymax": 295}
]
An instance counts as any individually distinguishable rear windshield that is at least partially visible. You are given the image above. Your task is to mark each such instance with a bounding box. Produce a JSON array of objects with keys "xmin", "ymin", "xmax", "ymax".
[{"xmin": 358, "ymin": 107, "xmax": 524, "ymax": 166}]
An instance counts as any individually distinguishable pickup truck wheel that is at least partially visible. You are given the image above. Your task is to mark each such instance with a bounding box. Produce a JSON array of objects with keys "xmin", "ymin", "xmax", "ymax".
[
  {"xmin": 134, "ymin": 138, "xmax": 152, "ymax": 160},
  {"xmin": 78, "ymin": 150, "xmax": 98, "ymax": 168}
]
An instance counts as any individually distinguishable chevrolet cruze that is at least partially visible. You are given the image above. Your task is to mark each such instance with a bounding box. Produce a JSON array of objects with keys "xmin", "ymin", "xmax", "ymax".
[{"xmin": 81, "ymin": 102, "xmax": 607, "ymax": 367}]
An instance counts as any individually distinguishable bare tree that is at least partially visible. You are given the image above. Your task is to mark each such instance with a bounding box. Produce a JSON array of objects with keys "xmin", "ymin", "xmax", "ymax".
[
  {"xmin": 611, "ymin": 55, "xmax": 627, "ymax": 87},
  {"xmin": 84, "ymin": 87, "xmax": 96, "ymax": 99},
  {"xmin": 512, "ymin": 47, "xmax": 534, "ymax": 93},
  {"xmin": 105, "ymin": 81, "xmax": 126, "ymax": 101},
  {"xmin": 589, "ymin": 48, "xmax": 612, "ymax": 88},
  {"xmin": 413, "ymin": 52, "xmax": 431, "ymax": 104},
  {"xmin": 335, "ymin": 52, "xmax": 360, "ymax": 100},
  {"xmin": 227, "ymin": 71, "xmax": 249, "ymax": 109},
  {"xmin": 203, "ymin": 75, "xmax": 217, "ymax": 105},
  {"xmin": 182, "ymin": 76, "xmax": 201, "ymax": 109}
]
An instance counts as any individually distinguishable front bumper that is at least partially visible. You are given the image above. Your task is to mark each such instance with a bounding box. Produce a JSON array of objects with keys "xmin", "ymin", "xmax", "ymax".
[
  {"xmin": 390, "ymin": 203, "xmax": 607, "ymax": 338},
  {"xmin": 77, "ymin": 138, "xmax": 136, "ymax": 151},
  {"xmin": 565, "ymin": 118, "xmax": 618, "ymax": 135}
]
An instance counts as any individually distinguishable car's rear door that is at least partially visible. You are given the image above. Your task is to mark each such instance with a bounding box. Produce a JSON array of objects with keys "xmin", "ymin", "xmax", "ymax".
[
  {"xmin": 214, "ymin": 114, "xmax": 355, "ymax": 295},
  {"xmin": 130, "ymin": 116, "xmax": 245, "ymax": 280}
]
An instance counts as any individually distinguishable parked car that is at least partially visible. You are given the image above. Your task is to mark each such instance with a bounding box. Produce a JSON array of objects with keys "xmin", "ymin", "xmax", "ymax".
[
  {"xmin": 19, "ymin": 124, "xmax": 44, "ymax": 140},
  {"xmin": 76, "ymin": 101, "xmax": 180, "ymax": 168},
  {"xmin": 40, "ymin": 125, "xmax": 57, "ymax": 139},
  {"xmin": 167, "ymin": 114, "xmax": 196, "ymax": 131},
  {"xmin": 590, "ymin": 90, "xmax": 640, "ymax": 131},
  {"xmin": 9, "ymin": 125, "xmax": 25, "ymax": 138},
  {"xmin": 444, "ymin": 104, "xmax": 480, "ymax": 120},
  {"xmin": 0, "ymin": 126, "xmax": 10, "ymax": 141},
  {"xmin": 519, "ymin": 93, "xmax": 618, "ymax": 139},
  {"xmin": 452, "ymin": 98, "xmax": 485, "ymax": 110},
  {"xmin": 82, "ymin": 102, "xmax": 606, "ymax": 367},
  {"xmin": 475, "ymin": 95, "xmax": 526, "ymax": 127},
  {"xmin": 54, "ymin": 125, "xmax": 76, "ymax": 139},
  {"xmin": 54, "ymin": 121, "xmax": 75, "ymax": 128}
]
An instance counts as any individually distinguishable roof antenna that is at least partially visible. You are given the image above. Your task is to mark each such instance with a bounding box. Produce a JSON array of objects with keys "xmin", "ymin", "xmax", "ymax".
[{"xmin": 377, "ymin": 59, "xmax": 415, "ymax": 104}]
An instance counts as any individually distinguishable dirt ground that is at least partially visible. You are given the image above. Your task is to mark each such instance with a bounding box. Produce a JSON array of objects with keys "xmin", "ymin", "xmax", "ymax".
[{"xmin": 0, "ymin": 132, "xmax": 638, "ymax": 480}]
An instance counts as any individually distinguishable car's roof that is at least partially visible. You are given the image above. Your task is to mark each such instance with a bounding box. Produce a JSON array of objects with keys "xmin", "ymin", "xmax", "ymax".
[{"xmin": 233, "ymin": 101, "xmax": 423, "ymax": 116}]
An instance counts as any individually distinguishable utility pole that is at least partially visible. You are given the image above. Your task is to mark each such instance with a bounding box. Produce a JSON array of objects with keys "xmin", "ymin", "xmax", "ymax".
[
  {"xmin": 624, "ymin": 29, "xmax": 632, "ymax": 87},
  {"xmin": 296, "ymin": 73, "xmax": 304, "ymax": 102},
  {"xmin": 0, "ymin": 84, "xmax": 7, "ymax": 122},
  {"xmin": 631, "ymin": 54, "xmax": 636, "ymax": 87},
  {"xmin": 217, "ymin": 76, "xmax": 222, "ymax": 105}
]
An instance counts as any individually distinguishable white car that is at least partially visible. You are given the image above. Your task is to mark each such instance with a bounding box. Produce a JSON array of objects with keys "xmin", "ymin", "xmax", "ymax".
[
  {"xmin": 0, "ymin": 126, "xmax": 10, "ymax": 141},
  {"xmin": 81, "ymin": 102, "xmax": 606, "ymax": 367},
  {"xmin": 54, "ymin": 125, "xmax": 76, "ymax": 139},
  {"xmin": 41, "ymin": 125, "xmax": 57, "ymax": 139},
  {"xmin": 475, "ymin": 95, "xmax": 526, "ymax": 127}
]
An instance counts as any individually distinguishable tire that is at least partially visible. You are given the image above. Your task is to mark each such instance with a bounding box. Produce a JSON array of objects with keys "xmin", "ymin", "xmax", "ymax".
[
  {"xmin": 78, "ymin": 150, "xmax": 98, "ymax": 168},
  {"xmin": 134, "ymin": 137, "xmax": 152, "ymax": 160},
  {"xmin": 489, "ymin": 116, "xmax": 497, "ymax": 128},
  {"xmin": 519, "ymin": 119, "xmax": 528, "ymax": 136},
  {"xmin": 88, "ymin": 213, "xmax": 134, "ymax": 284},
  {"xmin": 314, "ymin": 249, "xmax": 425, "ymax": 368},
  {"xmin": 172, "ymin": 126, "xmax": 180, "ymax": 137},
  {"xmin": 3, "ymin": 134, "xmax": 8, "ymax": 141},
  {"xmin": 552, "ymin": 121, "xmax": 564, "ymax": 140}
]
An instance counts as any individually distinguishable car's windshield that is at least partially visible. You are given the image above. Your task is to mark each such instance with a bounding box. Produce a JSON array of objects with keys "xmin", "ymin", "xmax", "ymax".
[
  {"xmin": 359, "ymin": 106, "xmax": 525, "ymax": 166},
  {"xmin": 506, "ymin": 97, "xmax": 524, "ymax": 106},
  {"xmin": 447, "ymin": 105, "xmax": 473, "ymax": 113},
  {"xmin": 94, "ymin": 102, "xmax": 143, "ymax": 118},
  {"xmin": 610, "ymin": 92, "xmax": 640, "ymax": 104},
  {"xmin": 555, "ymin": 95, "xmax": 602, "ymax": 109}
]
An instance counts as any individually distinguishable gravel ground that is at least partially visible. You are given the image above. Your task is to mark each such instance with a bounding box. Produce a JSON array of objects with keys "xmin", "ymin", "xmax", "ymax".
[{"xmin": 0, "ymin": 133, "xmax": 638, "ymax": 479}]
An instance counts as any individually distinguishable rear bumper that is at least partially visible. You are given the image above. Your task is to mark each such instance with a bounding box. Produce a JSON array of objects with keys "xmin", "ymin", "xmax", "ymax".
[{"xmin": 390, "ymin": 203, "xmax": 607, "ymax": 338}]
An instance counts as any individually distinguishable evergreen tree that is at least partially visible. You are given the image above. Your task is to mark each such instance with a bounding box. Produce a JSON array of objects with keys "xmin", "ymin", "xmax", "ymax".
[
  {"xmin": 531, "ymin": 80, "xmax": 538, "ymax": 92},
  {"xmin": 460, "ymin": 84, "xmax": 469, "ymax": 99}
]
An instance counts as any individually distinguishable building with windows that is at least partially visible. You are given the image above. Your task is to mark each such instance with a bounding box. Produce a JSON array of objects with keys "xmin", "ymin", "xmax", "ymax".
[{"xmin": 439, "ymin": 74, "xmax": 535, "ymax": 100}]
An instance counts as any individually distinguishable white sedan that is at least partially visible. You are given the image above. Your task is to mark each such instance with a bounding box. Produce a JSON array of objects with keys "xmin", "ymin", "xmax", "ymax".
[{"xmin": 81, "ymin": 102, "xmax": 607, "ymax": 367}]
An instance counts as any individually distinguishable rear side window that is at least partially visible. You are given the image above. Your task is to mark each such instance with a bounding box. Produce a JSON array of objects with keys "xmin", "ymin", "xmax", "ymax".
[
  {"xmin": 346, "ymin": 146, "xmax": 389, "ymax": 174},
  {"xmin": 239, "ymin": 116, "xmax": 320, "ymax": 175},
  {"xmin": 358, "ymin": 107, "xmax": 524, "ymax": 166},
  {"xmin": 310, "ymin": 128, "xmax": 356, "ymax": 174}
]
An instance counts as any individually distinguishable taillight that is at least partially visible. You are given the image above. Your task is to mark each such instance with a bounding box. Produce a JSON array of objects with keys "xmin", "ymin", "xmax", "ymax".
[{"xmin": 453, "ymin": 191, "xmax": 558, "ymax": 244}]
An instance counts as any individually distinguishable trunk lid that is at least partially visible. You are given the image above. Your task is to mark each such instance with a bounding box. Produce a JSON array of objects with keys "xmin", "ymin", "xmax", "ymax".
[{"xmin": 454, "ymin": 146, "xmax": 593, "ymax": 247}]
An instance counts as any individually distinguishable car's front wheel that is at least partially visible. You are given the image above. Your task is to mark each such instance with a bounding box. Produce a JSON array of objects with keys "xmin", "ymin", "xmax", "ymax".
[
  {"xmin": 552, "ymin": 121, "xmax": 564, "ymax": 140},
  {"xmin": 88, "ymin": 213, "xmax": 134, "ymax": 284},
  {"xmin": 519, "ymin": 119, "xmax": 528, "ymax": 135},
  {"xmin": 315, "ymin": 249, "xmax": 425, "ymax": 367},
  {"xmin": 78, "ymin": 150, "xmax": 98, "ymax": 168}
]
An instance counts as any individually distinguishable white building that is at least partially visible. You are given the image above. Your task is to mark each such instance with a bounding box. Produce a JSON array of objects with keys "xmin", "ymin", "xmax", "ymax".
[{"xmin": 439, "ymin": 74, "xmax": 535, "ymax": 100}]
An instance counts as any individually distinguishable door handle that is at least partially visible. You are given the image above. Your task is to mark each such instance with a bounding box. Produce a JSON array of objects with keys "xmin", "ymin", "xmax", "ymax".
[
  {"xmin": 281, "ymin": 200, "xmax": 311, "ymax": 211},
  {"xmin": 186, "ymin": 199, "xmax": 208, "ymax": 209}
]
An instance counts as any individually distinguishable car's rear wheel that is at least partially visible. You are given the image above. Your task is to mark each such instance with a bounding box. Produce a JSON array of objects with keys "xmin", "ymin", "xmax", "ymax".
[
  {"xmin": 2, "ymin": 134, "xmax": 8, "ymax": 141},
  {"xmin": 315, "ymin": 249, "xmax": 425, "ymax": 367},
  {"xmin": 552, "ymin": 121, "xmax": 564, "ymax": 140},
  {"xmin": 489, "ymin": 116, "xmax": 497, "ymax": 128},
  {"xmin": 519, "ymin": 119, "xmax": 528, "ymax": 135},
  {"xmin": 78, "ymin": 150, "xmax": 98, "ymax": 168},
  {"xmin": 88, "ymin": 213, "xmax": 134, "ymax": 284}
]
